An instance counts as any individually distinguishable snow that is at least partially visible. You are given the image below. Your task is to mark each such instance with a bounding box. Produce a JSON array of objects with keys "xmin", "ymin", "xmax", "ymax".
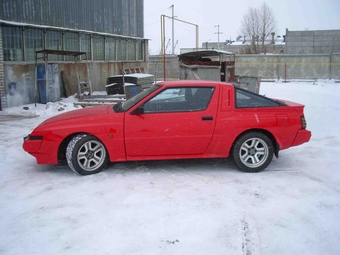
[{"xmin": 0, "ymin": 80, "xmax": 340, "ymax": 255}]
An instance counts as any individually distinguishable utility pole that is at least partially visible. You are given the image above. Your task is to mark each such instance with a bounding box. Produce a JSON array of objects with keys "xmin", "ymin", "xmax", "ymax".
[
  {"xmin": 214, "ymin": 25, "xmax": 223, "ymax": 50},
  {"xmin": 170, "ymin": 4, "xmax": 175, "ymax": 55}
]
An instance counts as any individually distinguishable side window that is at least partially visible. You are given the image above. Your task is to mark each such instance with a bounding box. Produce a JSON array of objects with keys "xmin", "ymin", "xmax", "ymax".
[
  {"xmin": 235, "ymin": 88, "xmax": 281, "ymax": 108},
  {"xmin": 143, "ymin": 87, "xmax": 214, "ymax": 113}
]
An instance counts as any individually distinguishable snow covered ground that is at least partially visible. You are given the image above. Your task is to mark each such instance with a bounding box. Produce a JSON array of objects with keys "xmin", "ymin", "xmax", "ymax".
[{"xmin": 0, "ymin": 80, "xmax": 339, "ymax": 255}]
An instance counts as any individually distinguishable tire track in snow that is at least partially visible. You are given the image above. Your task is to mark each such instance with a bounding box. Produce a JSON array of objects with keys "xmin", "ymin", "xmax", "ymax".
[{"xmin": 241, "ymin": 218, "xmax": 259, "ymax": 255}]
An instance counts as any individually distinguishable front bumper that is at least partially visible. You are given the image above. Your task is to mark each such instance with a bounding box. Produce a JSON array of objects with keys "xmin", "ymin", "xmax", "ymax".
[
  {"xmin": 23, "ymin": 135, "xmax": 58, "ymax": 164},
  {"xmin": 23, "ymin": 135, "xmax": 43, "ymax": 153}
]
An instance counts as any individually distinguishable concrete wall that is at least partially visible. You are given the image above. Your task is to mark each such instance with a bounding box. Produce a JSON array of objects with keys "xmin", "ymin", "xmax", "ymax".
[
  {"xmin": 236, "ymin": 54, "xmax": 339, "ymax": 80},
  {"xmin": 235, "ymin": 55, "xmax": 279, "ymax": 79},
  {"xmin": 331, "ymin": 54, "xmax": 340, "ymax": 79},
  {"xmin": 148, "ymin": 55, "xmax": 179, "ymax": 81},
  {"xmin": 4, "ymin": 65, "xmax": 35, "ymax": 108},
  {"xmin": 3, "ymin": 61, "xmax": 146, "ymax": 107},
  {"xmin": 149, "ymin": 54, "xmax": 340, "ymax": 81}
]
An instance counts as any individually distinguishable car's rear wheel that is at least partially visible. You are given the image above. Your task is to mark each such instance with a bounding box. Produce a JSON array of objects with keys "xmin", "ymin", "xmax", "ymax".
[
  {"xmin": 233, "ymin": 132, "xmax": 273, "ymax": 172},
  {"xmin": 66, "ymin": 134, "xmax": 108, "ymax": 175}
]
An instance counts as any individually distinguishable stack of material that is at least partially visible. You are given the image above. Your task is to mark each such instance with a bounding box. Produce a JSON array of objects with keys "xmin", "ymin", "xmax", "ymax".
[
  {"xmin": 105, "ymin": 83, "xmax": 124, "ymax": 95},
  {"xmin": 106, "ymin": 73, "xmax": 154, "ymax": 88}
]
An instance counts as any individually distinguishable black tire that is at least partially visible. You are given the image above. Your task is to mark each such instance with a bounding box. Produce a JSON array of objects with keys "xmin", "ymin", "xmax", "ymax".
[
  {"xmin": 232, "ymin": 132, "xmax": 274, "ymax": 173},
  {"xmin": 66, "ymin": 134, "xmax": 108, "ymax": 175}
]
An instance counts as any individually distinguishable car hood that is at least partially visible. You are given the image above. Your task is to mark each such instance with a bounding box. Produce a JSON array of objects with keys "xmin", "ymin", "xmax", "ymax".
[{"xmin": 39, "ymin": 105, "xmax": 112, "ymax": 126}]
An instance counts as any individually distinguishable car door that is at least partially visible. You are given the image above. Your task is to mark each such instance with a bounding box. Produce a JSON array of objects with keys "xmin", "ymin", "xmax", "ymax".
[{"xmin": 124, "ymin": 86, "xmax": 218, "ymax": 158}]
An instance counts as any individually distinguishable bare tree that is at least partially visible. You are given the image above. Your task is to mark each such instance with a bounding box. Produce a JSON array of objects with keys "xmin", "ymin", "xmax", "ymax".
[
  {"xmin": 240, "ymin": 3, "xmax": 277, "ymax": 54},
  {"xmin": 240, "ymin": 7, "xmax": 260, "ymax": 53},
  {"xmin": 258, "ymin": 3, "xmax": 277, "ymax": 53}
]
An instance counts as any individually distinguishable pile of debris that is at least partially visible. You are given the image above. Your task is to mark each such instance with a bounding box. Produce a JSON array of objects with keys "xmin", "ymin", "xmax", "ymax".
[
  {"xmin": 106, "ymin": 73, "xmax": 154, "ymax": 94},
  {"xmin": 74, "ymin": 73, "xmax": 155, "ymax": 107}
]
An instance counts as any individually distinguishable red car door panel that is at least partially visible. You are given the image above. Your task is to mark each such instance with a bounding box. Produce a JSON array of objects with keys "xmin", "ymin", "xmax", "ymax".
[{"xmin": 124, "ymin": 86, "xmax": 218, "ymax": 157}]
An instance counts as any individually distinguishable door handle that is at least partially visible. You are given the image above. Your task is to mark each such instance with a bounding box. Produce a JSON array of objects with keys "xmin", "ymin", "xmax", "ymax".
[{"xmin": 202, "ymin": 116, "xmax": 213, "ymax": 121}]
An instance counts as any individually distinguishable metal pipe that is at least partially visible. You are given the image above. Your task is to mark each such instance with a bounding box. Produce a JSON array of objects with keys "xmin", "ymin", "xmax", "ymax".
[
  {"xmin": 162, "ymin": 15, "xmax": 166, "ymax": 81},
  {"xmin": 285, "ymin": 63, "xmax": 287, "ymax": 83},
  {"xmin": 160, "ymin": 15, "xmax": 163, "ymax": 54},
  {"xmin": 162, "ymin": 14, "xmax": 199, "ymax": 50}
]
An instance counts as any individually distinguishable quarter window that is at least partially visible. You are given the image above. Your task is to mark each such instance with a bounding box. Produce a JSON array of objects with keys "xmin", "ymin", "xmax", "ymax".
[{"xmin": 236, "ymin": 88, "xmax": 281, "ymax": 108}]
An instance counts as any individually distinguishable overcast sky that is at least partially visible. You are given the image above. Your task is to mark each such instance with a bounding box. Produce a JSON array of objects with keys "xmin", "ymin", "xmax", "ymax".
[{"xmin": 144, "ymin": 0, "xmax": 340, "ymax": 54}]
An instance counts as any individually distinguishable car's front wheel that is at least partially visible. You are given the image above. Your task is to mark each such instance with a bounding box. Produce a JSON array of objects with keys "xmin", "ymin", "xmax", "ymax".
[
  {"xmin": 233, "ymin": 132, "xmax": 273, "ymax": 172},
  {"xmin": 66, "ymin": 134, "xmax": 108, "ymax": 175}
]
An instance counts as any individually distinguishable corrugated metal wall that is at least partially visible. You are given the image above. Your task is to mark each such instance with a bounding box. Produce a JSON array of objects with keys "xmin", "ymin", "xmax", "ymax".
[{"xmin": 0, "ymin": 0, "xmax": 144, "ymax": 38}]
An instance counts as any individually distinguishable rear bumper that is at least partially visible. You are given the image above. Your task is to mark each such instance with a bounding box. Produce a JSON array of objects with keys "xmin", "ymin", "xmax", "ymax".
[{"xmin": 291, "ymin": 129, "xmax": 312, "ymax": 147}]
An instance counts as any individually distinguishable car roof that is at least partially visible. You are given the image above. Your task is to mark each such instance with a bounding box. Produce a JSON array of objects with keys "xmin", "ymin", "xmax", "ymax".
[{"xmin": 157, "ymin": 80, "xmax": 234, "ymax": 87}]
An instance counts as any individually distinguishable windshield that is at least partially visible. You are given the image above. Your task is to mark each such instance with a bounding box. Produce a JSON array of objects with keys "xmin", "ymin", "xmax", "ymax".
[{"xmin": 120, "ymin": 84, "xmax": 161, "ymax": 111}]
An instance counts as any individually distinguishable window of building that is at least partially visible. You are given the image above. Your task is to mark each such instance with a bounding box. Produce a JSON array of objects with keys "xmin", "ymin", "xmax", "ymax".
[
  {"xmin": 1, "ymin": 25, "xmax": 145, "ymax": 63},
  {"xmin": 1, "ymin": 26, "xmax": 24, "ymax": 61},
  {"xmin": 64, "ymin": 31, "xmax": 79, "ymax": 61},
  {"xmin": 93, "ymin": 35, "xmax": 105, "ymax": 60},
  {"xmin": 25, "ymin": 28, "xmax": 44, "ymax": 61},
  {"xmin": 80, "ymin": 33, "xmax": 91, "ymax": 60},
  {"xmin": 105, "ymin": 36, "xmax": 116, "ymax": 61},
  {"xmin": 117, "ymin": 39, "xmax": 127, "ymax": 61},
  {"xmin": 46, "ymin": 30, "xmax": 63, "ymax": 61},
  {"xmin": 136, "ymin": 40, "xmax": 144, "ymax": 61},
  {"xmin": 127, "ymin": 39, "xmax": 136, "ymax": 61}
]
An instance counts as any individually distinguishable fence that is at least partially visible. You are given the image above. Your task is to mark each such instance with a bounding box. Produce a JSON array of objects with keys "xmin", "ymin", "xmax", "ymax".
[
  {"xmin": 148, "ymin": 53, "xmax": 340, "ymax": 81},
  {"xmin": 235, "ymin": 54, "xmax": 340, "ymax": 80}
]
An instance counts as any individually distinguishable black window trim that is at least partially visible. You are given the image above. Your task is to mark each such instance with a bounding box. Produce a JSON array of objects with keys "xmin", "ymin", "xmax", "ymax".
[{"xmin": 234, "ymin": 87, "xmax": 286, "ymax": 108}]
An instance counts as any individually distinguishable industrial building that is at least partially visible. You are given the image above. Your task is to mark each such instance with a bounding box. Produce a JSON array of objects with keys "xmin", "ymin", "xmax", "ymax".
[
  {"xmin": 0, "ymin": 0, "xmax": 148, "ymax": 110},
  {"xmin": 197, "ymin": 29, "xmax": 340, "ymax": 55},
  {"xmin": 195, "ymin": 34, "xmax": 285, "ymax": 55},
  {"xmin": 284, "ymin": 29, "xmax": 340, "ymax": 54}
]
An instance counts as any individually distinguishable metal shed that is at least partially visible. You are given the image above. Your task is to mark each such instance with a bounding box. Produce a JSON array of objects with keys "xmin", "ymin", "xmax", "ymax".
[
  {"xmin": 178, "ymin": 50, "xmax": 260, "ymax": 93},
  {"xmin": 178, "ymin": 50, "xmax": 236, "ymax": 82}
]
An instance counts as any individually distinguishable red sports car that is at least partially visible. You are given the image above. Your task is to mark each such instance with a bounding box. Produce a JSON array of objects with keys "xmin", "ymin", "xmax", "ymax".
[{"xmin": 23, "ymin": 80, "xmax": 311, "ymax": 175}]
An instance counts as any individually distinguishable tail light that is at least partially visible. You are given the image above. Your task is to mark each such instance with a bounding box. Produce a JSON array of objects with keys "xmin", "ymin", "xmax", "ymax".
[{"xmin": 300, "ymin": 116, "xmax": 307, "ymax": 129}]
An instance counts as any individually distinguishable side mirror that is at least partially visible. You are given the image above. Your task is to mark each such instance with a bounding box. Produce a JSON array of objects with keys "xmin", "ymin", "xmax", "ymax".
[{"xmin": 131, "ymin": 105, "xmax": 144, "ymax": 115}]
